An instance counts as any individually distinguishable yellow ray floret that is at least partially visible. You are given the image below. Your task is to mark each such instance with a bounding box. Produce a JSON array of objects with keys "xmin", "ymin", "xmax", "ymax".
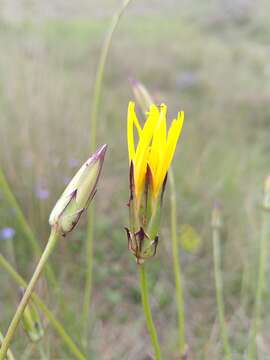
[{"xmin": 127, "ymin": 101, "xmax": 184, "ymax": 199}]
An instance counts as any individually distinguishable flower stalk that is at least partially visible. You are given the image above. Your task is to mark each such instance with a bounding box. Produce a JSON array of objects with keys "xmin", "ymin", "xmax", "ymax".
[
  {"xmin": 247, "ymin": 176, "xmax": 270, "ymax": 359},
  {"xmin": 0, "ymin": 253, "xmax": 86, "ymax": 360},
  {"xmin": 0, "ymin": 227, "xmax": 59, "ymax": 360},
  {"xmin": 0, "ymin": 330, "xmax": 15, "ymax": 360},
  {"xmin": 139, "ymin": 264, "xmax": 162, "ymax": 360},
  {"xmin": 169, "ymin": 170, "xmax": 187, "ymax": 358},
  {"xmin": 211, "ymin": 204, "xmax": 232, "ymax": 360},
  {"xmin": 83, "ymin": 0, "xmax": 133, "ymax": 343}
]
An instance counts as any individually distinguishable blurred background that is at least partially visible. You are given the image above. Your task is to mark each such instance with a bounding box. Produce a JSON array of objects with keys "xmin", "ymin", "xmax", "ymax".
[{"xmin": 1, "ymin": 0, "xmax": 270, "ymax": 358}]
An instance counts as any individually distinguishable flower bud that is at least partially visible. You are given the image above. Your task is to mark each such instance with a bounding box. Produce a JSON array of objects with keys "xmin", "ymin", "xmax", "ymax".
[
  {"xmin": 20, "ymin": 288, "xmax": 44, "ymax": 342},
  {"xmin": 49, "ymin": 144, "xmax": 107, "ymax": 235},
  {"xmin": 211, "ymin": 202, "xmax": 223, "ymax": 229},
  {"xmin": 129, "ymin": 78, "xmax": 154, "ymax": 115}
]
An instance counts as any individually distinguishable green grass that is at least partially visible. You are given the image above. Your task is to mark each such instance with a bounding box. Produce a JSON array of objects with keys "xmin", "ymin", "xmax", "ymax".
[{"xmin": 1, "ymin": 1, "xmax": 270, "ymax": 358}]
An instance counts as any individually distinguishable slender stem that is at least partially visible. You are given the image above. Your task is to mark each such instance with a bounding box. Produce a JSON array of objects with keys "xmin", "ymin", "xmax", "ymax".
[
  {"xmin": 82, "ymin": 205, "xmax": 94, "ymax": 344},
  {"xmin": 0, "ymin": 228, "xmax": 59, "ymax": 359},
  {"xmin": 212, "ymin": 227, "xmax": 232, "ymax": 360},
  {"xmin": 247, "ymin": 210, "xmax": 269, "ymax": 359},
  {"xmin": 139, "ymin": 264, "xmax": 162, "ymax": 360},
  {"xmin": 0, "ymin": 254, "xmax": 86, "ymax": 360},
  {"xmin": 82, "ymin": 0, "xmax": 133, "ymax": 342},
  {"xmin": 0, "ymin": 330, "xmax": 15, "ymax": 360},
  {"xmin": 0, "ymin": 168, "xmax": 56, "ymax": 285},
  {"xmin": 89, "ymin": 0, "xmax": 133, "ymax": 151},
  {"xmin": 168, "ymin": 171, "xmax": 186, "ymax": 356}
]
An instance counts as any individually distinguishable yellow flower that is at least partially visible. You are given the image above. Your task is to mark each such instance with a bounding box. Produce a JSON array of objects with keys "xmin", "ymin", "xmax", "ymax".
[
  {"xmin": 127, "ymin": 101, "xmax": 184, "ymax": 201},
  {"xmin": 126, "ymin": 101, "xmax": 184, "ymax": 263}
]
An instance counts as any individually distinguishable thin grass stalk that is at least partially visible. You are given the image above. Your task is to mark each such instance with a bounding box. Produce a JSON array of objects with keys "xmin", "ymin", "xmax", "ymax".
[
  {"xmin": 82, "ymin": 0, "xmax": 133, "ymax": 340},
  {"xmin": 0, "ymin": 168, "xmax": 56, "ymax": 285},
  {"xmin": 0, "ymin": 253, "xmax": 86, "ymax": 360},
  {"xmin": 0, "ymin": 330, "xmax": 15, "ymax": 360},
  {"xmin": 247, "ymin": 209, "xmax": 270, "ymax": 359},
  {"xmin": 212, "ymin": 224, "xmax": 232, "ymax": 360},
  {"xmin": 139, "ymin": 264, "xmax": 162, "ymax": 360},
  {"xmin": 0, "ymin": 228, "xmax": 60, "ymax": 359},
  {"xmin": 168, "ymin": 170, "xmax": 186, "ymax": 358}
]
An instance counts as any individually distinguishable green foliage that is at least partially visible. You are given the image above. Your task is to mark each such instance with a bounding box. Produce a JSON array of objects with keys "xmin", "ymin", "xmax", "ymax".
[{"xmin": 1, "ymin": 0, "xmax": 270, "ymax": 358}]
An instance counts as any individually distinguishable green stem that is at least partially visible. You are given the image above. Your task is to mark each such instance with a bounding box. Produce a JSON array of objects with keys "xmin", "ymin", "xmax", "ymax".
[
  {"xmin": 0, "ymin": 168, "xmax": 56, "ymax": 285},
  {"xmin": 247, "ymin": 210, "xmax": 269, "ymax": 359},
  {"xmin": 82, "ymin": 205, "xmax": 94, "ymax": 344},
  {"xmin": 83, "ymin": 0, "xmax": 133, "ymax": 342},
  {"xmin": 0, "ymin": 330, "xmax": 15, "ymax": 360},
  {"xmin": 0, "ymin": 228, "xmax": 59, "ymax": 359},
  {"xmin": 139, "ymin": 264, "xmax": 162, "ymax": 360},
  {"xmin": 168, "ymin": 171, "xmax": 186, "ymax": 357},
  {"xmin": 0, "ymin": 253, "xmax": 86, "ymax": 360},
  {"xmin": 89, "ymin": 0, "xmax": 133, "ymax": 151},
  {"xmin": 212, "ymin": 227, "xmax": 232, "ymax": 360},
  {"xmin": 0, "ymin": 256, "xmax": 86, "ymax": 360}
]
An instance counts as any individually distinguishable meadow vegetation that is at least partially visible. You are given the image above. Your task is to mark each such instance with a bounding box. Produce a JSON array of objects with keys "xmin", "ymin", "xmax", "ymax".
[{"xmin": 1, "ymin": 0, "xmax": 270, "ymax": 358}]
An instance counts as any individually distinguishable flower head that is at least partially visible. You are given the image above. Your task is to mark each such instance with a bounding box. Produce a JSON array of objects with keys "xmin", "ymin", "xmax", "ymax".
[
  {"xmin": 128, "ymin": 101, "xmax": 184, "ymax": 201},
  {"xmin": 49, "ymin": 144, "xmax": 107, "ymax": 235},
  {"xmin": 126, "ymin": 101, "xmax": 184, "ymax": 263}
]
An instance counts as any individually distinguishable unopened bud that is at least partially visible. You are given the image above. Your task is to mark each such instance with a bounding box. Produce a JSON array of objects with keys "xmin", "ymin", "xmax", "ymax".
[
  {"xmin": 20, "ymin": 288, "xmax": 44, "ymax": 342},
  {"xmin": 130, "ymin": 78, "xmax": 153, "ymax": 114},
  {"xmin": 263, "ymin": 175, "xmax": 270, "ymax": 210},
  {"xmin": 49, "ymin": 144, "xmax": 107, "ymax": 235},
  {"xmin": 211, "ymin": 202, "xmax": 223, "ymax": 229}
]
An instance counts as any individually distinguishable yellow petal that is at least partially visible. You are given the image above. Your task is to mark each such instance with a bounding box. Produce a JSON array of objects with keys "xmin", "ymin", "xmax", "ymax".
[
  {"xmin": 155, "ymin": 111, "xmax": 184, "ymax": 194},
  {"xmin": 127, "ymin": 102, "xmax": 135, "ymax": 161},
  {"xmin": 134, "ymin": 105, "xmax": 159, "ymax": 196},
  {"xmin": 148, "ymin": 104, "xmax": 167, "ymax": 178},
  {"xmin": 127, "ymin": 102, "xmax": 143, "ymax": 162}
]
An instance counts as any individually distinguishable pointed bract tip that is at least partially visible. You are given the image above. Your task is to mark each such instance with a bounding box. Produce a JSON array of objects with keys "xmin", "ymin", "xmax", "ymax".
[
  {"xmin": 93, "ymin": 144, "xmax": 107, "ymax": 161},
  {"xmin": 70, "ymin": 189, "xmax": 77, "ymax": 199},
  {"xmin": 146, "ymin": 163, "xmax": 153, "ymax": 186},
  {"xmin": 96, "ymin": 144, "xmax": 107, "ymax": 159},
  {"xmin": 86, "ymin": 144, "xmax": 107, "ymax": 166}
]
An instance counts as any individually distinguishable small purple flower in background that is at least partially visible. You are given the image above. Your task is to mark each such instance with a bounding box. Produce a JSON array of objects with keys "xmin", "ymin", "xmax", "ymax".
[
  {"xmin": 175, "ymin": 71, "xmax": 200, "ymax": 90},
  {"xmin": 35, "ymin": 186, "xmax": 49, "ymax": 200},
  {"xmin": 0, "ymin": 227, "xmax": 15, "ymax": 240},
  {"xmin": 67, "ymin": 158, "xmax": 80, "ymax": 168}
]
